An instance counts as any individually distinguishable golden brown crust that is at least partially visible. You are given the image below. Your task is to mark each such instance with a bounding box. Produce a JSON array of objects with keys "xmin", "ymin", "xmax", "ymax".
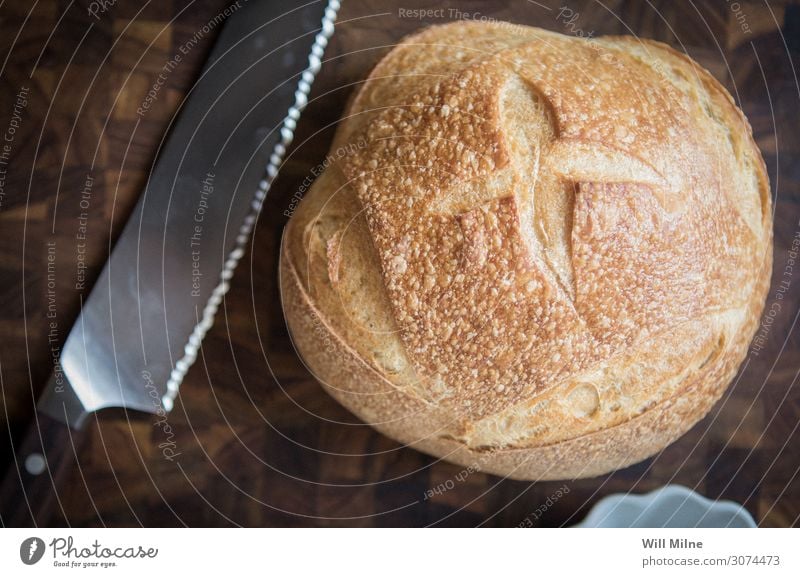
[{"xmin": 279, "ymin": 22, "xmax": 772, "ymax": 480}]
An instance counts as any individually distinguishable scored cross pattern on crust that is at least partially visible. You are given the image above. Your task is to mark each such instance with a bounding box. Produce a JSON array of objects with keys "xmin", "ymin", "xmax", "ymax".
[{"xmin": 428, "ymin": 73, "xmax": 671, "ymax": 301}]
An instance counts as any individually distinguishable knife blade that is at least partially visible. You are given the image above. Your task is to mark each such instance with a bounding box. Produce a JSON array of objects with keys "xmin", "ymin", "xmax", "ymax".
[{"xmin": 0, "ymin": 0, "xmax": 339, "ymax": 526}]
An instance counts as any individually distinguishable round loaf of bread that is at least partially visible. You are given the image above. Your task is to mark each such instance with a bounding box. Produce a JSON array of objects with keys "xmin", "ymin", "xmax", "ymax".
[{"xmin": 279, "ymin": 21, "xmax": 772, "ymax": 480}]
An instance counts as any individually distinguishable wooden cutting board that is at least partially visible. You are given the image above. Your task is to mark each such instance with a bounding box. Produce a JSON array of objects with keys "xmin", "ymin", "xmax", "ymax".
[{"xmin": 1, "ymin": 0, "xmax": 799, "ymax": 526}]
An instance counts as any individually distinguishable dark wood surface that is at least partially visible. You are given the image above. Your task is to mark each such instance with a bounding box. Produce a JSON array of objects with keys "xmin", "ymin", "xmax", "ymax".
[{"xmin": 0, "ymin": 0, "xmax": 799, "ymax": 527}]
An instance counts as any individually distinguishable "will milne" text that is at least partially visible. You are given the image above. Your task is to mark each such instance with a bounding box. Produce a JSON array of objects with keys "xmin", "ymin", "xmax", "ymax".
[{"xmin": 642, "ymin": 538, "xmax": 703, "ymax": 549}]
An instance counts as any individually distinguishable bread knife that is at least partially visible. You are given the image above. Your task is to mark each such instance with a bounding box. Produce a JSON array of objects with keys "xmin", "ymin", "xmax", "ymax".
[{"xmin": 0, "ymin": 0, "xmax": 339, "ymax": 527}]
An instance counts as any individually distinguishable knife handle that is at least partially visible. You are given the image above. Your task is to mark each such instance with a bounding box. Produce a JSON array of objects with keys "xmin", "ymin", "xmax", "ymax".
[{"xmin": 0, "ymin": 411, "xmax": 86, "ymax": 527}]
